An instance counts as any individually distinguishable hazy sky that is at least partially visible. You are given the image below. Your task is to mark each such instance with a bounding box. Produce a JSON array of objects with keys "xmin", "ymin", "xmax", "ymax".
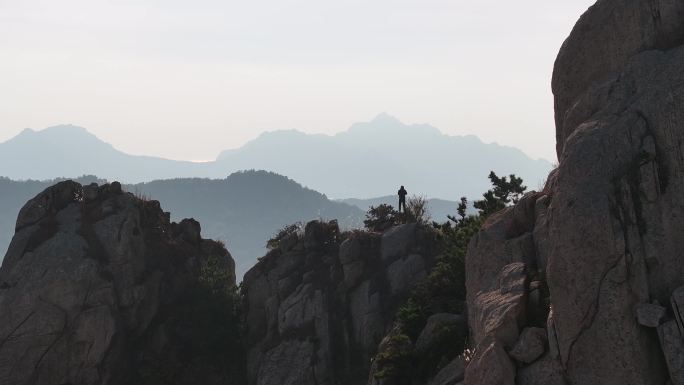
[{"xmin": 0, "ymin": 0, "xmax": 595, "ymax": 162}]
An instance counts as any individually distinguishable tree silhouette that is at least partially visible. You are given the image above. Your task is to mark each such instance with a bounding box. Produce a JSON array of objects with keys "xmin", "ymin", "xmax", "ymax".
[{"xmin": 473, "ymin": 171, "xmax": 527, "ymax": 217}]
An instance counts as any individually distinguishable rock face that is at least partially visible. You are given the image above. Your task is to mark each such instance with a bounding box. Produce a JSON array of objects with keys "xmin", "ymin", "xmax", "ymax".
[
  {"xmin": 0, "ymin": 181, "xmax": 239, "ymax": 385},
  {"xmin": 465, "ymin": 1, "xmax": 684, "ymax": 384},
  {"xmin": 242, "ymin": 221, "xmax": 439, "ymax": 385}
]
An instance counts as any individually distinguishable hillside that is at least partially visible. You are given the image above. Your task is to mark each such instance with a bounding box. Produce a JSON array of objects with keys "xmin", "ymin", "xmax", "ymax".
[
  {"xmin": 127, "ymin": 171, "xmax": 364, "ymax": 277},
  {"xmin": 0, "ymin": 115, "xmax": 552, "ymax": 199},
  {"xmin": 0, "ymin": 171, "xmax": 364, "ymax": 278}
]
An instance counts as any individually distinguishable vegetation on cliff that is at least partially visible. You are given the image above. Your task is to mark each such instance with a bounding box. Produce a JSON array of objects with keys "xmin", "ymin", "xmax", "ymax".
[{"xmin": 371, "ymin": 171, "xmax": 527, "ymax": 384}]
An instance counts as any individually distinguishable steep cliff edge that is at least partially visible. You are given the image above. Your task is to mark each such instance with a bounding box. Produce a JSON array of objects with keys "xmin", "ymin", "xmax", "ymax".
[
  {"xmin": 0, "ymin": 181, "xmax": 242, "ymax": 385},
  {"xmin": 466, "ymin": 1, "xmax": 684, "ymax": 384},
  {"xmin": 242, "ymin": 220, "xmax": 440, "ymax": 385}
]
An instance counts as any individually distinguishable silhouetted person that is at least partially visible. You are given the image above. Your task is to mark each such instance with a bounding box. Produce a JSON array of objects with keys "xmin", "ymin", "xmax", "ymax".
[{"xmin": 398, "ymin": 185, "xmax": 407, "ymax": 213}]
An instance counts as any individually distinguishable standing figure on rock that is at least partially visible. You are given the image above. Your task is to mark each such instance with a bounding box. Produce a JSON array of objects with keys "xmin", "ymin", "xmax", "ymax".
[{"xmin": 398, "ymin": 185, "xmax": 408, "ymax": 213}]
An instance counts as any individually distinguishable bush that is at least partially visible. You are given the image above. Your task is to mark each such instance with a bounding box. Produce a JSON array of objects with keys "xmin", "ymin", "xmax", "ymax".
[
  {"xmin": 364, "ymin": 204, "xmax": 401, "ymax": 232},
  {"xmin": 405, "ymin": 195, "xmax": 430, "ymax": 224},
  {"xmin": 364, "ymin": 196, "xmax": 431, "ymax": 232},
  {"xmin": 135, "ymin": 252, "xmax": 245, "ymax": 385},
  {"xmin": 371, "ymin": 171, "xmax": 525, "ymax": 383},
  {"xmin": 266, "ymin": 222, "xmax": 302, "ymax": 249},
  {"xmin": 373, "ymin": 332, "xmax": 413, "ymax": 380}
]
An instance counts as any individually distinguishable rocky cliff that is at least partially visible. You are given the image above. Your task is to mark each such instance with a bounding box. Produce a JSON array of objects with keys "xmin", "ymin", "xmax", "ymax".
[
  {"xmin": 0, "ymin": 181, "xmax": 242, "ymax": 385},
  {"xmin": 242, "ymin": 220, "xmax": 440, "ymax": 385},
  {"xmin": 465, "ymin": 1, "xmax": 684, "ymax": 384}
]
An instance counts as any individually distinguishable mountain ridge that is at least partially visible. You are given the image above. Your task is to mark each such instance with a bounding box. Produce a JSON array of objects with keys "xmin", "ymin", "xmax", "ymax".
[
  {"xmin": 0, "ymin": 115, "xmax": 553, "ymax": 199},
  {"xmin": 0, "ymin": 171, "xmax": 364, "ymax": 278}
]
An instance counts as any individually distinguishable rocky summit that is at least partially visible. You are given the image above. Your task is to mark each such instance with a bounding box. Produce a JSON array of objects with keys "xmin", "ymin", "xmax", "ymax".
[
  {"xmin": 465, "ymin": 1, "xmax": 684, "ymax": 384},
  {"xmin": 242, "ymin": 221, "xmax": 440, "ymax": 385},
  {"xmin": 0, "ymin": 181, "xmax": 240, "ymax": 385}
]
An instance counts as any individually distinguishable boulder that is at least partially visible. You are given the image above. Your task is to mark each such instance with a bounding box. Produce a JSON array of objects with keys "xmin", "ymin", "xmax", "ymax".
[
  {"xmin": 415, "ymin": 313, "xmax": 467, "ymax": 355},
  {"xmin": 381, "ymin": 223, "xmax": 417, "ymax": 262},
  {"xmin": 635, "ymin": 303, "xmax": 667, "ymax": 328},
  {"xmin": 386, "ymin": 253, "xmax": 427, "ymax": 296},
  {"xmin": 552, "ymin": 0, "xmax": 684, "ymax": 156},
  {"xmin": 499, "ymin": 262, "xmax": 527, "ymax": 294},
  {"xmin": 658, "ymin": 320, "xmax": 684, "ymax": 385},
  {"xmin": 671, "ymin": 286, "xmax": 684, "ymax": 334},
  {"xmin": 515, "ymin": 354, "xmax": 565, "ymax": 385},
  {"xmin": 470, "ymin": 262, "xmax": 528, "ymax": 349},
  {"xmin": 0, "ymin": 181, "xmax": 238, "ymax": 385},
  {"xmin": 509, "ymin": 327, "xmax": 547, "ymax": 364},
  {"xmin": 243, "ymin": 221, "xmax": 439, "ymax": 385},
  {"xmin": 428, "ymin": 356, "xmax": 465, "ymax": 385},
  {"xmin": 464, "ymin": 338, "xmax": 515, "ymax": 385}
]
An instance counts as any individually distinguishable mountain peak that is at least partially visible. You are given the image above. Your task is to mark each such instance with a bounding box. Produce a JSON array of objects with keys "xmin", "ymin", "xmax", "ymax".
[
  {"xmin": 10, "ymin": 124, "xmax": 95, "ymax": 141},
  {"xmin": 42, "ymin": 124, "xmax": 92, "ymax": 135},
  {"xmin": 342, "ymin": 113, "xmax": 441, "ymax": 138},
  {"xmin": 370, "ymin": 112, "xmax": 402, "ymax": 125}
]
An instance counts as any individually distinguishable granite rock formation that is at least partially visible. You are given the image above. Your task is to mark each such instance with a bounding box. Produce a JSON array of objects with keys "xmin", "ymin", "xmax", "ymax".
[
  {"xmin": 0, "ymin": 181, "xmax": 240, "ymax": 385},
  {"xmin": 242, "ymin": 221, "xmax": 440, "ymax": 385},
  {"xmin": 465, "ymin": 0, "xmax": 684, "ymax": 384}
]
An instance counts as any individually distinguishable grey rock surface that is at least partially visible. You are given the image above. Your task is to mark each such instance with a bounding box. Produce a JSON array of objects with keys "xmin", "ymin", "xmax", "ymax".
[
  {"xmin": 0, "ymin": 181, "xmax": 237, "ymax": 385},
  {"xmin": 428, "ymin": 356, "xmax": 465, "ymax": 385},
  {"xmin": 671, "ymin": 286, "xmax": 684, "ymax": 334},
  {"xmin": 636, "ymin": 303, "xmax": 667, "ymax": 328},
  {"xmin": 658, "ymin": 320, "xmax": 684, "ymax": 385},
  {"xmin": 414, "ymin": 313, "xmax": 467, "ymax": 355},
  {"xmin": 470, "ymin": 261, "xmax": 529, "ymax": 349},
  {"xmin": 464, "ymin": 1, "xmax": 684, "ymax": 384},
  {"xmin": 509, "ymin": 327, "xmax": 547, "ymax": 364},
  {"xmin": 463, "ymin": 338, "xmax": 515, "ymax": 385},
  {"xmin": 243, "ymin": 221, "xmax": 439, "ymax": 385},
  {"xmin": 515, "ymin": 354, "xmax": 565, "ymax": 385},
  {"xmin": 552, "ymin": 0, "xmax": 684, "ymax": 156}
]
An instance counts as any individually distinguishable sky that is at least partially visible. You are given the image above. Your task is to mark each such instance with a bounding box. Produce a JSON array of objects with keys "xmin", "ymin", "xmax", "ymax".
[{"xmin": 0, "ymin": 0, "xmax": 595, "ymax": 162}]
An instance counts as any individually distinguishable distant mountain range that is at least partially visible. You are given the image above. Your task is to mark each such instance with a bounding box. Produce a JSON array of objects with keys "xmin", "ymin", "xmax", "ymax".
[
  {"xmin": 0, "ymin": 171, "xmax": 364, "ymax": 278},
  {"xmin": 0, "ymin": 114, "xmax": 552, "ymax": 199}
]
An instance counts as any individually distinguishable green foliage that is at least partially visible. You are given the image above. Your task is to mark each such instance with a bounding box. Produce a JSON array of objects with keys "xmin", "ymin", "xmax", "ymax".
[
  {"xmin": 397, "ymin": 215, "xmax": 483, "ymax": 339},
  {"xmin": 200, "ymin": 251, "xmax": 236, "ymax": 295},
  {"xmin": 266, "ymin": 222, "xmax": 302, "ymax": 250},
  {"xmin": 135, "ymin": 252, "xmax": 245, "ymax": 385},
  {"xmin": 187, "ymin": 255, "xmax": 243, "ymax": 369},
  {"xmin": 404, "ymin": 195, "xmax": 430, "ymax": 225},
  {"xmin": 447, "ymin": 196, "xmax": 468, "ymax": 223},
  {"xmin": 396, "ymin": 298, "xmax": 426, "ymax": 339},
  {"xmin": 373, "ymin": 332, "xmax": 413, "ymax": 379},
  {"xmin": 473, "ymin": 171, "xmax": 527, "ymax": 217},
  {"xmin": 364, "ymin": 196, "xmax": 431, "ymax": 232},
  {"xmin": 373, "ymin": 171, "xmax": 525, "ymax": 383},
  {"xmin": 457, "ymin": 197, "xmax": 468, "ymax": 220},
  {"xmin": 364, "ymin": 204, "xmax": 401, "ymax": 231}
]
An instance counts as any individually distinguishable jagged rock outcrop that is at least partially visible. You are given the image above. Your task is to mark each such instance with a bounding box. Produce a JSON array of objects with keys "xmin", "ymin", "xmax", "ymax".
[
  {"xmin": 242, "ymin": 221, "xmax": 440, "ymax": 385},
  {"xmin": 0, "ymin": 181, "xmax": 240, "ymax": 385},
  {"xmin": 465, "ymin": 1, "xmax": 684, "ymax": 384}
]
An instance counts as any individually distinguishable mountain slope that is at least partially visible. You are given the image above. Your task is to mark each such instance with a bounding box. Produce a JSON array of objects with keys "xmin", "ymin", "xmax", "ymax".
[
  {"xmin": 0, "ymin": 171, "xmax": 363, "ymax": 278},
  {"xmin": 0, "ymin": 125, "xmax": 203, "ymax": 181},
  {"xmin": 0, "ymin": 115, "xmax": 552, "ymax": 199},
  {"xmin": 215, "ymin": 113, "xmax": 553, "ymax": 199},
  {"xmin": 128, "ymin": 171, "xmax": 363, "ymax": 277}
]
